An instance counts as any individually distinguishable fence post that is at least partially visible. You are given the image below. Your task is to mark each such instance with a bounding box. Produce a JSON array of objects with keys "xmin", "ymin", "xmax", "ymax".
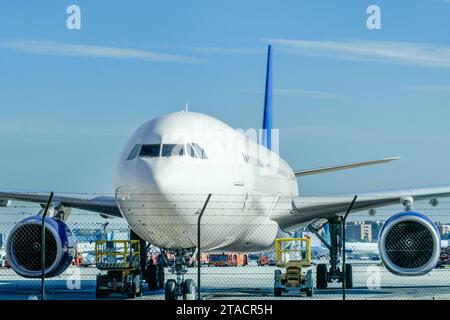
[
  {"xmin": 342, "ymin": 195, "xmax": 357, "ymax": 300},
  {"xmin": 41, "ymin": 191, "xmax": 54, "ymax": 301},
  {"xmin": 197, "ymin": 193, "xmax": 211, "ymax": 301}
]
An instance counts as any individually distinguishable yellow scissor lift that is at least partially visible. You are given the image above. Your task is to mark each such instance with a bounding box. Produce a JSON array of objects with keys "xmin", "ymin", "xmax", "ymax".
[
  {"xmin": 95, "ymin": 240, "xmax": 144, "ymax": 298},
  {"xmin": 274, "ymin": 237, "xmax": 313, "ymax": 297}
]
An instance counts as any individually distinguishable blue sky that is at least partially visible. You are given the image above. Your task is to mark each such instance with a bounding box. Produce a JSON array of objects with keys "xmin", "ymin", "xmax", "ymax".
[{"xmin": 1, "ymin": 0, "xmax": 450, "ymax": 197}]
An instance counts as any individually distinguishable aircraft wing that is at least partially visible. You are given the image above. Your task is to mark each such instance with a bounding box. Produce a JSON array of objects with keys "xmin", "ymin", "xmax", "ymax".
[
  {"xmin": 0, "ymin": 189, "xmax": 122, "ymax": 217},
  {"xmin": 293, "ymin": 157, "xmax": 401, "ymax": 177},
  {"xmin": 270, "ymin": 186, "xmax": 450, "ymax": 231}
]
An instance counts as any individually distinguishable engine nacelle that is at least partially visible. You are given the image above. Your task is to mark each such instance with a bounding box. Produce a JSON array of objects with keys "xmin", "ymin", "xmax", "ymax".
[
  {"xmin": 6, "ymin": 216, "xmax": 76, "ymax": 278},
  {"xmin": 378, "ymin": 212, "xmax": 440, "ymax": 276}
]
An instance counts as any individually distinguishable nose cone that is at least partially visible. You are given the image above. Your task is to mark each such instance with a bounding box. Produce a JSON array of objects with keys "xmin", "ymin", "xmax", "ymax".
[
  {"xmin": 115, "ymin": 158, "xmax": 181, "ymax": 220},
  {"xmin": 134, "ymin": 158, "xmax": 179, "ymax": 193}
]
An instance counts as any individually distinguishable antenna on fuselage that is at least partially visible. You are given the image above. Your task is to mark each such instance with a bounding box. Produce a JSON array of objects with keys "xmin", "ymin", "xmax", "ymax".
[{"xmin": 180, "ymin": 102, "xmax": 189, "ymax": 112}]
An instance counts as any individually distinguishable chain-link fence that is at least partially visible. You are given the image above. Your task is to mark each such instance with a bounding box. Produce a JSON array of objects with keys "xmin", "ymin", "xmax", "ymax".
[
  {"xmin": 0, "ymin": 193, "xmax": 450, "ymax": 300},
  {"xmin": 195, "ymin": 221, "xmax": 450, "ymax": 300}
]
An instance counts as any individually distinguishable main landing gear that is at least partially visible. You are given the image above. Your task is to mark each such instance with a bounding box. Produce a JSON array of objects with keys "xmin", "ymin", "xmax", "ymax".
[
  {"xmin": 308, "ymin": 217, "xmax": 353, "ymax": 290},
  {"xmin": 165, "ymin": 250, "xmax": 196, "ymax": 300}
]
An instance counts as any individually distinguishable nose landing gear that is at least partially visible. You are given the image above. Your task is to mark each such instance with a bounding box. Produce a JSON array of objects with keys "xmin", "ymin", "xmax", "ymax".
[{"xmin": 164, "ymin": 251, "xmax": 197, "ymax": 300}]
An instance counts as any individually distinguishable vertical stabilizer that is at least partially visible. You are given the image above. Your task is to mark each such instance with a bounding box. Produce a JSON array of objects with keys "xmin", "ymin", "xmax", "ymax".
[{"xmin": 262, "ymin": 45, "xmax": 273, "ymax": 150}]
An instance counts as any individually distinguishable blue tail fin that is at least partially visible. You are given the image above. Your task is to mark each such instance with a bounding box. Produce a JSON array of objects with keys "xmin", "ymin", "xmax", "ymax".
[{"xmin": 262, "ymin": 44, "xmax": 273, "ymax": 150}]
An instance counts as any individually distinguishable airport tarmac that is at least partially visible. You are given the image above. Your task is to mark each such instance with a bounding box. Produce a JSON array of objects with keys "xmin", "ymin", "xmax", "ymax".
[{"xmin": 0, "ymin": 262, "xmax": 449, "ymax": 300}]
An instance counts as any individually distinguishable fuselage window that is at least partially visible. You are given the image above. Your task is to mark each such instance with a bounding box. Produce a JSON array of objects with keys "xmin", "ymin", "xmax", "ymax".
[
  {"xmin": 161, "ymin": 144, "xmax": 185, "ymax": 157},
  {"xmin": 139, "ymin": 144, "xmax": 161, "ymax": 158},
  {"xmin": 127, "ymin": 144, "xmax": 141, "ymax": 160},
  {"xmin": 192, "ymin": 143, "xmax": 208, "ymax": 159}
]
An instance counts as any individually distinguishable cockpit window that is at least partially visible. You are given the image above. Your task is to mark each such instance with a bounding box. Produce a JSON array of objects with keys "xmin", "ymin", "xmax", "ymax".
[
  {"xmin": 186, "ymin": 143, "xmax": 197, "ymax": 158},
  {"xmin": 161, "ymin": 144, "xmax": 184, "ymax": 157},
  {"xmin": 139, "ymin": 144, "xmax": 161, "ymax": 158},
  {"xmin": 136, "ymin": 143, "xmax": 206, "ymax": 159},
  {"xmin": 186, "ymin": 143, "xmax": 208, "ymax": 159},
  {"xmin": 192, "ymin": 143, "xmax": 208, "ymax": 159},
  {"xmin": 127, "ymin": 144, "xmax": 141, "ymax": 160}
]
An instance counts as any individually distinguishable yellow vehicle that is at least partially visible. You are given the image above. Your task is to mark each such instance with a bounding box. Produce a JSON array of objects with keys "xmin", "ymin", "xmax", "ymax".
[
  {"xmin": 274, "ymin": 237, "xmax": 313, "ymax": 297},
  {"xmin": 95, "ymin": 240, "xmax": 144, "ymax": 298}
]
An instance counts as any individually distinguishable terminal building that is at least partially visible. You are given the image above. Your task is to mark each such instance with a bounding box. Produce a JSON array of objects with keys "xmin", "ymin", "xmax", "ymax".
[
  {"xmin": 346, "ymin": 222, "xmax": 374, "ymax": 242},
  {"xmin": 436, "ymin": 222, "xmax": 450, "ymax": 239},
  {"xmin": 345, "ymin": 220, "xmax": 450, "ymax": 242}
]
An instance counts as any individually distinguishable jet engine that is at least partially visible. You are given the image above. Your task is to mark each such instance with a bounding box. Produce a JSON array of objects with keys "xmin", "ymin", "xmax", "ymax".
[
  {"xmin": 6, "ymin": 216, "xmax": 76, "ymax": 278},
  {"xmin": 378, "ymin": 212, "xmax": 440, "ymax": 276}
]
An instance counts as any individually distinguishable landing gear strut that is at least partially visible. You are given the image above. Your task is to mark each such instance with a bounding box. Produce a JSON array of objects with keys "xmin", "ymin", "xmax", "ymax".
[
  {"xmin": 308, "ymin": 217, "xmax": 353, "ymax": 289},
  {"xmin": 165, "ymin": 250, "xmax": 196, "ymax": 300}
]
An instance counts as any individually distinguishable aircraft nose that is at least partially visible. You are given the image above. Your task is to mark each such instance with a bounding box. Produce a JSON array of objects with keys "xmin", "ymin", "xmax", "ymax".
[{"xmin": 135, "ymin": 158, "xmax": 176, "ymax": 193}]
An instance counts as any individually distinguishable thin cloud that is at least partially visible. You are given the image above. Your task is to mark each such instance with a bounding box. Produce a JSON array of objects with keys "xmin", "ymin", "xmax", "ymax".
[
  {"xmin": 0, "ymin": 40, "xmax": 197, "ymax": 63},
  {"xmin": 406, "ymin": 85, "xmax": 450, "ymax": 92},
  {"xmin": 188, "ymin": 46, "xmax": 260, "ymax": 55},
  {"xmin": 247, "ymin": 88, "xmax": 348, "ymax": 100},
  {"xmin": 0, "ymin": 116, "xmax": 125, "ymax": 139},
  {"xmin": 274, "ymin": 89, "xmax": 348, "ymax": 100},
  {"xmin": 266, "ymin": 38, "xmax": 450, "ymax": 68}
]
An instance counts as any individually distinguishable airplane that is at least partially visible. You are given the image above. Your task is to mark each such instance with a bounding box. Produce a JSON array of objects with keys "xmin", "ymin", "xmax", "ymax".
[{"xmin": 0, "ymin": 44, "xmax": 449, "ymax": 300}]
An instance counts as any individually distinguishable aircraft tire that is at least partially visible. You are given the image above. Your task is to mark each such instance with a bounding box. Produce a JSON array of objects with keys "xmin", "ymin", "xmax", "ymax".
[
  {"xmin": 345, "ymin": 264, "xmax": 353, "ymax": 289},
  {"xmin": 165, "ymin": 280, "xmax": 177, "ymax": 300},
  {"xmin": 274, "ymin": 288, "xmax": 282, "ymax": 297},
  {"xmin": 127, "ymin": 283, "xmax": 137, "ymax": 299},
  {"xmin": 182, "ymin": 279, "xmax": 196, "ymax": 300},
  {"xmin": 316, "ymin": 264, "xmax": 328, "ymax": 289}
]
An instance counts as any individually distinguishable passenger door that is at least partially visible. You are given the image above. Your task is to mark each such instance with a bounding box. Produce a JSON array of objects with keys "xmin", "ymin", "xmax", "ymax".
[{"xmin": 232, "ymin": 164, "xmax": 244, "ymax": 186}]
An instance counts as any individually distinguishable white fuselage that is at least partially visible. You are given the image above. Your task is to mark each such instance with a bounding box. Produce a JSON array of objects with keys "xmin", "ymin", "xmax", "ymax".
[{"xmin": 115, "ymin": 111, "xmax": 298, "ymax": 252}]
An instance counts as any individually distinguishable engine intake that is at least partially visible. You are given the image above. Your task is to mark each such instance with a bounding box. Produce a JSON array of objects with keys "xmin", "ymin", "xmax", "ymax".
[
  {"xmin": 378, "ymin": 212, "xmax": 440, "ymax": 276},
  {"xmin": 6, "ymin": 216, "xmax": 76, "ymax": 278}
]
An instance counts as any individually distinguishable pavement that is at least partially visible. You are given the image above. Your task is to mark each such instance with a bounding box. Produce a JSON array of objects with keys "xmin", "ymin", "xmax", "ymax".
[{"xmin": 0, "ymin": 261, "xmax": 449, "ymax": 300}]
